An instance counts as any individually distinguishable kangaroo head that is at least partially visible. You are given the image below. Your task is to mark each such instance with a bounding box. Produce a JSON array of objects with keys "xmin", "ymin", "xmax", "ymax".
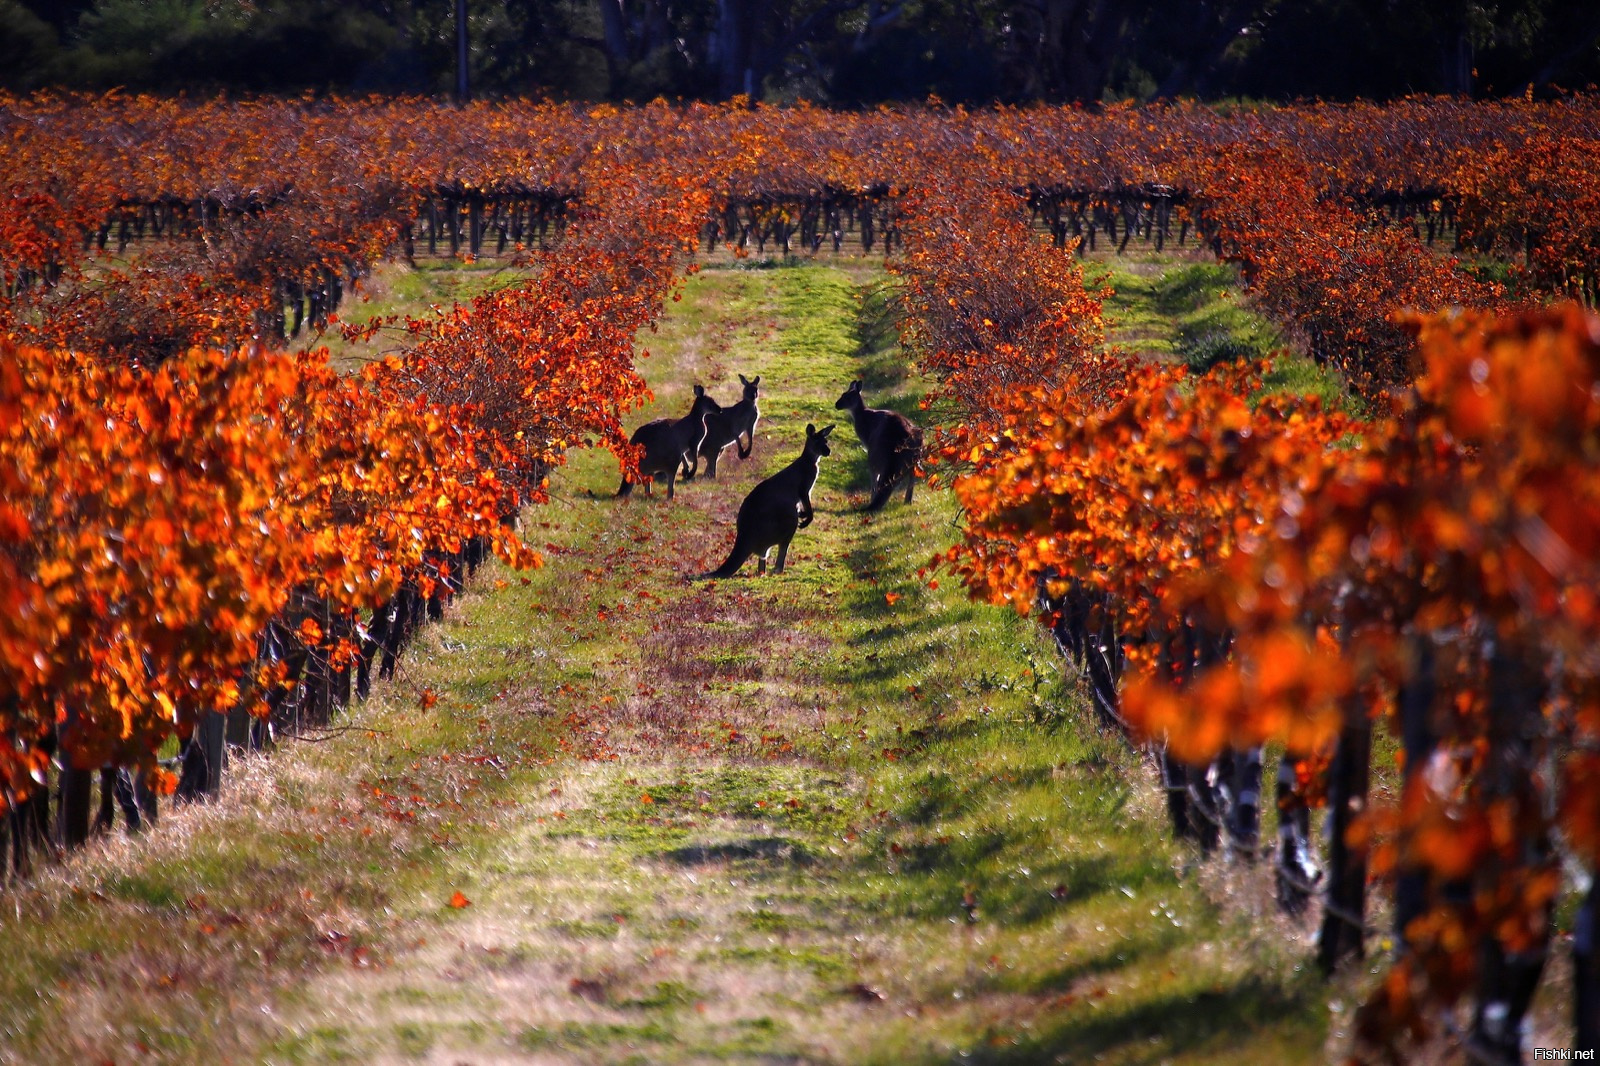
[
  {"xmin": 690, "ymin": 384, "xmax": 720, "ymax": 416},
  {"xmin": 806, "ymin": 423, "xmax": 834, "ymax": 457},
  {"xmin": 740, "ymin": 373, "xmax": 761, "ymax": 399},
  {"xmin": 834, "ymin": 380, "xmax": 863, "ymax": 410}
]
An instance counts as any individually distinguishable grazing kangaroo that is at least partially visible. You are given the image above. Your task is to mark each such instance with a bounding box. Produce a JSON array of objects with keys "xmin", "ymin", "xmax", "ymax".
[
  {"xmin": 705, "ymin": 423, "xmax": 833, "ymax": 578},
  {"xmin": 698, "ymin": 374, "xmax": 762, "ymax": 478},
  {"xmin": 834, "ymin": 380, "xmax": 923, "ymax": 510},
  {"xmin": 617, "ymin": 385, "xmax": 721, "ymax": 500}
]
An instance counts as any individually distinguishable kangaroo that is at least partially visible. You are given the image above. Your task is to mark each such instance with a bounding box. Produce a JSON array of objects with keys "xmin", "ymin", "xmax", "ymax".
[
  {"xmin": 698, "ymin": 373, "xmax": 761, "ymax": 478},
  {"xmin": 617, "ymin": 385, "xmax": 720, "ymax": 500},
  {"xmin": 834, "ymin": 380, "xmax": 923, "ymax": 510},
  {"xmin": 704, "ymin": 423, "xmax": 833, "ymax": 578}
]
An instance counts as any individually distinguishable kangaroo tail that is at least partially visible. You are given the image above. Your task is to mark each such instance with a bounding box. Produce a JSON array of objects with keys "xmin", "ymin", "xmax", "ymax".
[
  {"xmin": 616, "ymin": 477, "xmax": 634, "ymax": 498},
  {"xmin": 703, "ymin": 540, "xmax": 750, "ymax": 579}
]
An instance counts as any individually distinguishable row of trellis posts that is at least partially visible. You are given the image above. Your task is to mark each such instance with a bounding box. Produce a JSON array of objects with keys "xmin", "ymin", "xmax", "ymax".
[
  {"xmin": 2, "ymin": 537, "xmax": 490, "ymax": 881},
  {"xmin": 1045, "ymin": 575, "xmax": 1600, "ymax": 1057}
]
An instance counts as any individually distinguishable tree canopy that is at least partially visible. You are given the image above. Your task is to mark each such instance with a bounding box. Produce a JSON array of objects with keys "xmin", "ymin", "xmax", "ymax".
[{"xmin": 4, "ymin": 0, "xmax": 1598, "ymax": 103}]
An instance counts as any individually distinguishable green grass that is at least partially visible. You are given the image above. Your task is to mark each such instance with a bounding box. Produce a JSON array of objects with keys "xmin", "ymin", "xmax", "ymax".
[
  {"xmin": 1095, "ymin": 260, "xmax": 1282, "ymax": 371},
  {"xmin": 316, "ymin": 257, "xmax": 521, "ymax": 371},
  {"xmin": 1260, "ymin": 355, "xmax": 1362, "ymax": 413},
  {"xmin": 1090, "ymin": 254, "xmax": 1359, "ymax": 412}
]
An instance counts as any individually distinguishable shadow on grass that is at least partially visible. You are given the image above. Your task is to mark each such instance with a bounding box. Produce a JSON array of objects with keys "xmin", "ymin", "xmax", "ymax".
[
  {"xmin": 931, "ymin": 972, "xmax": 1318, "ymax": 1066},
  {"xmin": 663, "ymin": 837, "xmax": 816, "ymax": 866},
  {"xmin": 873, "ymin": 813, "xmax": 1174, "ymax": 930},
  {"xmin": 853, "ymin": 277, "xmax": 914, "ymax": 393},
  {"xmin": 1148, "ymin": 262, "xmax": 1235, "ymax": 317}
]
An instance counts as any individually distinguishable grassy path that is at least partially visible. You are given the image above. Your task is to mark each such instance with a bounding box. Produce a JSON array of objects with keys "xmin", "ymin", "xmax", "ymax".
[
  {"xmin": 271, "ymin": 260, "xmax": 1325, "ymax": 1064},
  {"xmin": 1086, "ymin": 251, "xmax": 1349, "ymax": 408},
  {"xmin": 0, "ymin": 259, "xmax": 1328, "ymax": 1066}
]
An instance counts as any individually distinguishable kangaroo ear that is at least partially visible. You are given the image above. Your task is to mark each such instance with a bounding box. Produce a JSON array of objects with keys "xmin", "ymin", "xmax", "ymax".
[
  {"xmin": 819, "ymin": 424, "xmax": 834, "ymax": 438},
  {"xmin": 752, "ymin": 375, "xmax": 760, "ymax": 386},
  {"xmin": 851, "ymin": 380, "xmax": 862, "ymax": 390},
  {"xmin": 806, "ymin": 423, "xmax": 817, "ymax": 436},
  {"xmin": 739, "ymin": 373, "xmax": 750, "ymax": 385},
  {"xmin": 694, "ymin": 384, "xmax": 705, "ymax": 396}
]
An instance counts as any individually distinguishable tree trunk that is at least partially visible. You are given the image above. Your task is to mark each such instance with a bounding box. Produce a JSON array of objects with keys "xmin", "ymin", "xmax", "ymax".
[
  {"xmin": 1395, "ymin": 634, "xmax": 1436, "ymax": 946},
  {"xmin": 135, "ymin": 774, "xmax": 159, "ymax": 829},
  {"xmin": 1225, "ymin": 746, "xmax": 1263, "ymax": 860},
  {"xmin": 455, "ymin": 0, "xmax": 471, "ymax": 102},
  {"xmin": 57, "ymin": 765, "xmax": 92, "ymax": 850},
  {"xmin": 1576, "ymin": 883, "xmax": 1600, "ymax": 1053},
  {"xmin": 207, "ymin": 711, "xmax": 227, "ymax": 795},
  {"xmin": 1275, "ymin": 756, "xmax": 1317, "ymax": 914},
  {"xmin": 596, "ymin": 0, "xmax": 634, "ymax": 92},
  {"xmin": 1318, "ymin": 704, "xmax": 1371, "ymax": 974},
  {"xmin": 1162, "ymin": 749, "xmax": 1196, "ymax": 841},
  {"xmin": 57, "ymin": 708, "xmax": 90, "ymax": 850},
  {"xmin": 717, "ymin": 0, "xmax": 751, "ymax": 98},
  {"xmin": 1441, "ymin": 25, "xmax": 1473, "ymax": 96},
  {"xmin": 1468, "ymin": 642, "xmax": 1551, "ymax": 1061},
  {"xmin": 1063, "ymin": 0, "xmax": 1118, "ymax": 104}
]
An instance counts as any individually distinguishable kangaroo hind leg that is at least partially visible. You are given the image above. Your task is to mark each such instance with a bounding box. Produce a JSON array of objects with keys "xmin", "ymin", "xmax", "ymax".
[
  {"xmin": 865, "ymin": 473, "xmax": 891, "ymax": 512},
  {"xmin": 774, "ymin": 540, "xmax": 790, "ymax": 573}
]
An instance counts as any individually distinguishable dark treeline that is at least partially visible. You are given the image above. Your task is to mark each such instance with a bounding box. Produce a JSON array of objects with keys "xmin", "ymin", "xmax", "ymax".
[{"xmin": 3, "ymin": 0, "xmax": 1599, "ymax": 104}]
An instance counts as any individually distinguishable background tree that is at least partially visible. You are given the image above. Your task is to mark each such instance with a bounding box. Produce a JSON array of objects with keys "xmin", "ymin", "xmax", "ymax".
[{"xmin": 6, "ymin": 0, "xmax": 1599, "ymax": 101}]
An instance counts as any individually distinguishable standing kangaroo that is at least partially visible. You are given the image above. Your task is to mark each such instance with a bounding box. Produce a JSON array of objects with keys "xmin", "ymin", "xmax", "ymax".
[
  {"xmin": 698, "ymin": 373, "xmax": 761, "ymax": 478},
  {"xmin": 704, "ymin": 423, "xmax": 833, "ymax": 578},
  {"xmin": 617, "ymin": 385, "xmax": 720, "ymax": 500},
  {"xmin": 834, "ymin": 380, "xmax": 922, "ymax": 510}
]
